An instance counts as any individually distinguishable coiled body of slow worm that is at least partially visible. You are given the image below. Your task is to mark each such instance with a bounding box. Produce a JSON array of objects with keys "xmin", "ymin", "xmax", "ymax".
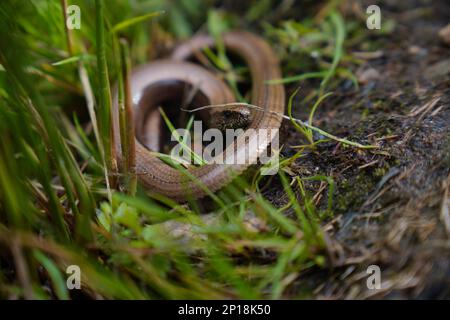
[{"xmin": 112, "ymin": 31, "xmax": 285, "ymax": 201}]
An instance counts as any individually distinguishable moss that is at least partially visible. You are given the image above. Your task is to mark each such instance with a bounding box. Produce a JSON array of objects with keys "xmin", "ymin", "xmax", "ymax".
[{"xmin": 335, "ymin": 172, "xmax": 376, "ymax": 212}]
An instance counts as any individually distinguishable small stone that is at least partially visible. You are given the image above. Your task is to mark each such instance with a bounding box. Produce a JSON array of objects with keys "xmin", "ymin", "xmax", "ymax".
[
  {"xmin": 357, "ymin": 68, "xmax": 381, "ymax": 85},
  {"xmin": 408, "ymin": 45, "xmax": 421, "ymax": 54},
  {"xmin": 408, "ymin": 46, "xmax": 427, "ymax": 57},
  {"xmin": 353, "ymin": 50, "xmax": 384, "ymax": 60},
  {"xmin": 424, "ymin": 59, "xmax": 450, "ymax": 82},
  {"xmin": 242, "ymin": 214, "xmax": 268, "ymax": 233},
  {"xmin": 438, "ymin": 23, "xmax": 450, "ymax": 46}
]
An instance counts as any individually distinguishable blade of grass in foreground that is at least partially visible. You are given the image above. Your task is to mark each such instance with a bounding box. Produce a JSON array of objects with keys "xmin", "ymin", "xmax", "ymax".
[
  {"xmin": 33, "ymin": 250, "xmax": 69, "ymax": 300},
  {"xmin": 95, "ymin": 0, "xmax": 115, "ymax": 183},
  {"xmin": 266, "ymin": 71, "xmax": 327, "ymax": 85},
  {"xmin": 116, "ymin": 38, "xmax": 137, "ymax": 195},
  {"xmin": 159, "ymin": 107, "xmax": 208, "ymax": 166},
  {"xmin": 111, "ymin": 11, "xmax": 165, "ymax": 34},
  {"xmin": 0, "ymin": 230, "xmax": 148, "ymax": 299},
  {"xmin": 320, "ymin": 11, "xmax": 345, "ymax": 90},
  {"xmin": 60, "ymin": 0, "xmax": 111, "ymax": 204}
]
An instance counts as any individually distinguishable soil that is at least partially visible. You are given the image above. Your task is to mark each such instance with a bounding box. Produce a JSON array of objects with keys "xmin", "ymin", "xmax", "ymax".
[{"xmin": 268, "ymin": 0, "xmax": 450, "ymax": 298}]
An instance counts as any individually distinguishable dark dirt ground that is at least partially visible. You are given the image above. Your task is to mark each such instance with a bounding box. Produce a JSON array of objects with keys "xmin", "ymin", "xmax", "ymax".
[{"xmin": 266, "ymin": 0, "xmax": 450, "ymax": 299}]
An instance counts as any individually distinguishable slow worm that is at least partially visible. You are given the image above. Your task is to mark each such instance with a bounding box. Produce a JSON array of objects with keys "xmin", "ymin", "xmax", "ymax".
[{"xmin": 112, "ymin": 31, "xmax": 285, "ymax": 201}]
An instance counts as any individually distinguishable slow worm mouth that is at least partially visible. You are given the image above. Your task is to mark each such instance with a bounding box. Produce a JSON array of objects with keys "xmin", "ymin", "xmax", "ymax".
[{"xmin": 135, "ymin": 80, "xmax": 211, "ymax": 153}]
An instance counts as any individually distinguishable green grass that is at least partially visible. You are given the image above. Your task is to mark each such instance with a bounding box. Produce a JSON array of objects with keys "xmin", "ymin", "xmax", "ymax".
[{"xmin": 0, "ymin": 0, "xmax": 372, "ymax": 299}]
